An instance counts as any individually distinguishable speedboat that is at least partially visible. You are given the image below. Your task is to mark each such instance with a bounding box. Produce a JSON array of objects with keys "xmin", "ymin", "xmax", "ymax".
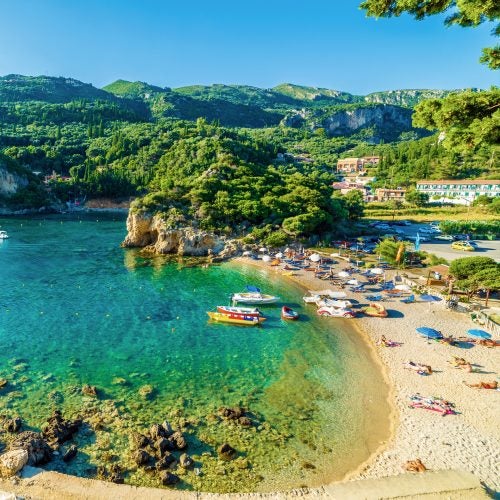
[
  {"xmin": 217, "ymin": 305, "xmax": 261, "ymax": 317},
  {"xmin": 362, "ymin": 303, "xmax": 388, "ymax": 318},
  {"xmin": 207, "ymin": 311, "xmax": 266, "ymax": 326},
  {"xmin": 0, "ymin": 230, "xmax": 8, "ymax": 239},
  {"xmin": 303, "ymin": 294, "xmax": 321, "ymax": 304},
  {"xmin": 317, "ymin": 306, "xmax": 356, "ymax": 318},
  {"xmin": 231, "ymin": 286, "xmax": 279, "ymax": 304},
  {"xmin": 281, "ymin": 306, "xmax": 299, "ymax": 321}
]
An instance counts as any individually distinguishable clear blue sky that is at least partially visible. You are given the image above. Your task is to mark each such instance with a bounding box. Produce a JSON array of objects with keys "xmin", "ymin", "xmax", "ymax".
[{"xmin": 0, "ymin": 0, "xmax": 497, "ymax": 94}]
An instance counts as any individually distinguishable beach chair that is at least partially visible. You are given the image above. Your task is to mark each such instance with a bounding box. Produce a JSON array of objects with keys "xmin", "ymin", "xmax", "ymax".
[
  {"xmin": 401, "ymin": 294, "xmax": 415, "ymax": 304},
  {"xmin": 365, "ymin": 294, "xmax": 383, "ymax": 301}
]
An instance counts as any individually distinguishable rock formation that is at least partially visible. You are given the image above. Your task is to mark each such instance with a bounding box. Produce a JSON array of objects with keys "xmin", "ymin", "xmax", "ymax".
[
  {"xmin": 0, "ymin": 449, "xmax": 29, "ymax": 477},
  {"xmin": 122, "ymin": 211, "xmax": 239, "ymax": 258}
]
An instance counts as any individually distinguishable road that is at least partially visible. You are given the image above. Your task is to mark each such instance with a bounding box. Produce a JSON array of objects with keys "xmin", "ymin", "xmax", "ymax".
[{"xmin": 396, "ymin": 223, "xmax": 500, "ymax": 263}]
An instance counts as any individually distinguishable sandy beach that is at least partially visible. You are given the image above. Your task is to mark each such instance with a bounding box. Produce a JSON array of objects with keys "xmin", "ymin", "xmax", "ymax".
[{"xmin": 233, "ymin": 256, "xmax": 500, "ymax": 494}]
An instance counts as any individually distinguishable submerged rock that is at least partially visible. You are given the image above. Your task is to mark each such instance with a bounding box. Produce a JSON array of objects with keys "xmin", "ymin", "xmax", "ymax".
[
  {"xmin": 179, "ymin": 453, "xmax": 194, "ymax": 468},
  {"xmin": 159, "ymin": 470, "xmax": 180, "ymax": 486},
  {"xmin": 0, "ymin": 379, "xmax": 8, "ymax": 389},
  {"xmin": 62, "ymin": 444, "xmax": 78, "ymax": 463},
  {"xmin": 42, "ymin": 410, "xmax": 82, "ymax": 446},
  {"xmin": 3, "ymin": 417, "xmax": 22, "ymax": 433},
  {"xmin": 218, "ymin": 443, "xmax": 236, "ymax": 461},
  {"xmin": 169, "ymin": 431, "xmax": 186, "ymax": 450},
  {"xmin": 155, "ymin": 453, "xmax": 176, "ymax": 471},
  {"xmin": 11, "ymin": 431, "xmax": 52, "ymax": 465},
  {"xmin": 130, "ymin": 432, "xmax": 149, "ymax": 449},
  {"xmin": 138, "ymin": 384, "xmax": 154, "ymax": 400},
  {"xmin": 81, "ymin": 384, "xmax": 98, "ymax": 398},
  {"xmin": 0, "ymin": 449, "xmax": 28, "ymax": 477},
  {"xmin": 133, "ymin": 449, "xmax": 152, "ymax": 467}
]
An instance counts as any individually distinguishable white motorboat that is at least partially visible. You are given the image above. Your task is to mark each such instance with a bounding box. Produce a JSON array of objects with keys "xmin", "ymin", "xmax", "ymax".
[
  {"xmin": 231, "ymin": 293, "xmax": 279, "ymax": 304},
  {"xmin": 303, "ymin": 294, "xmax": 321, "ymax": 304},
  {"xmin": 231, "ymin": 285, "xmax": 279, "ymax": 305},
  {"xmin": 316, "ymin": 299, "xmax": 353, "ymax": 309},
  {"xmin": 317, "ymin": 306, "xmax": 356, "ymax": 318},
  {"xmin": 0, "ymin": 230, "xmax": 9, "ymax": 239},
  {"xmin": 217, "ymin": 305, "xmax": 261, "ymax": 317}
]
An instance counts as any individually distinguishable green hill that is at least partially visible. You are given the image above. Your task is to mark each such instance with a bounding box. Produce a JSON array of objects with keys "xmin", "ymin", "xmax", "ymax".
[{"xmin": 102, "ymin": 79, "xmax": 166, "ymax": 99}]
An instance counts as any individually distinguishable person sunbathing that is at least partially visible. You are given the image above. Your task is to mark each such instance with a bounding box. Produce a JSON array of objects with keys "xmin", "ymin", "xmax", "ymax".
[
  {"xmin": 448, "ymin": 357, "xmax": 472, "ymax": 372},
  {"xmin": 404, "ymin": 361, "xmax": 432, "ymax": 375},
  {"xmin": 477, "ymin": 339, "xmax": 499, "ymax": 348},
  {"xmin": 379, "ymin": 335, "xmax": 401, "ymax": 347},
  {"xmin": 463, "ymin": 380, "xmax": 498, "ymax": 390},
  {"xmin": 440, "ymin": 335, "xmax": 457, "ymax": 346},
  {"xmin": 404, "ymin": 459, "xmax": 427, "ymax": 473}
]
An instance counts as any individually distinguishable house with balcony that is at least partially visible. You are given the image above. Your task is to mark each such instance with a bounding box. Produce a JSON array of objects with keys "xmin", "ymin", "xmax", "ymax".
[
  {"xmin": 416, "ymin": 180, "xmax": 500, "ymax": 205},
  {"xmin": 336, "ymin": 156, "xmax": 380, "ymax": 174},
  {"xmin": 332, "ymin": 181, "xmax": 369, "ymax": 199},
  {"xmin": 375, "ymin": 188, "xmax": 406, "ymax": 202}
]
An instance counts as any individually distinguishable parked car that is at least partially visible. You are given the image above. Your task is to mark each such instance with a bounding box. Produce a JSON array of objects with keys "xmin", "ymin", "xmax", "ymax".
[
  {"xmin": 435, "ymin": 234, "xmax": 454, "ymax": 241},
  {"xmin": 451, "ymin": 241, "xmax": 475, "ymax": 251},
  {"xmin": 419, "ymin": 227, "xmax": 435, "ymax": 234},
  {"xmin": 396, "ymin": 220, "xmax": 412, "ymax": 226}
]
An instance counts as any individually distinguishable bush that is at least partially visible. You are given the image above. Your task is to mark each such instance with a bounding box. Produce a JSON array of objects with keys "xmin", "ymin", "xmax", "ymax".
[{"xmin": 264, "ymin": 230, "xmax": 289, "ymax": 247}]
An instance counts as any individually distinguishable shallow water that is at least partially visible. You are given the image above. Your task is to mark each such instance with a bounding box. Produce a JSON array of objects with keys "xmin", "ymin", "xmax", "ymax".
[{"xmin": 0, "ymin": 214, "xmax": 389, "ymax": 492}]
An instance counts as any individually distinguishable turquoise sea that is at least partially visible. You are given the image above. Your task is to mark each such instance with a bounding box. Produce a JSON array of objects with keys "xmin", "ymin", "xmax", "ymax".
[{"xmin": 0, "ymin": 214, "xmax": 389, "ymax": 492}]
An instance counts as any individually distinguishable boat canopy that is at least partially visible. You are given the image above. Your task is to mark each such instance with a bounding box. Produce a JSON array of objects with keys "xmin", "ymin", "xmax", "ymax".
[{"xmin": 246, "ymin": 285, "xmax": 261, "ymax": 293}]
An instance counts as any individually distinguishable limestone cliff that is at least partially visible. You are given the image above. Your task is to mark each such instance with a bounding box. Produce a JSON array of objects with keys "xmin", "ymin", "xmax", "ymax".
[
  {"xmin": 0, "ymin": 165, "xmax": 29, "ymax": 196},
  {"xmin": 122, "ymin": 211, "xmax": 238, "ymax": 258}
]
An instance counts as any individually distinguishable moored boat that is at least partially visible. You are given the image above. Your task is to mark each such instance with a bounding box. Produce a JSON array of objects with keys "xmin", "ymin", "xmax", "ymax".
[
  {"xmin": 207, "ymin": 311, "xmax": 266, "ymax": 325},
  {"xmin": 231, "ymin": 286, "xmax": 279, "ymax": 304},
  {"xmin": 281, "ymin": 306, "xmax": 299, "ymax": 320},
  {"xmin": 0, "ymin": 230, "xmax": 8, "ymax": 240},
  {"xmin": 362, "ymin": 303, "xmax": 388, "ymax": 318},
  {"xmin": 217, "ymin": 305, "xmax": 261, "ymax": 317},
  {"xmin": 317, "ymin": 306, "xmax": 356, "ymax": 318}
]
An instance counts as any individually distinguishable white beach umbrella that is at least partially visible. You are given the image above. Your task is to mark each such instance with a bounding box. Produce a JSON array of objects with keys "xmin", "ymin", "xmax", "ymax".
[
  {"xmin": 370, "ymin": 268, "xmax": 384, "ymax": 275},
  {"xmin": 262, "ymin": 255, "xmax": 271, "ymax": 262},
  {"xmin": 259, "ymin": 247, "xmax": 268, "ymax": 253},
  {"xmin": 395, "ymin": 284, "xmax": 411, "ymax": 291},
  {"xmin": 328, "ymin": 291, "xmax": 347, "ymax": 299},
  {"xmin": 275, "ymin": 252, "xmax": 283, "ymax": 259},
  {"xmin": 310, "ymin": 253, "xmax": 321, "ymax": 262},
  {"xmin": 338, "ymin": 271, "xmax": 350, "ymax": 278},
  {"xmin": 346, "ymin": 279, "xmax": 359, "ymax": 286},
  {"xmin": 242, "ymin": 251, "xmax": 251, "ymax": 257}
]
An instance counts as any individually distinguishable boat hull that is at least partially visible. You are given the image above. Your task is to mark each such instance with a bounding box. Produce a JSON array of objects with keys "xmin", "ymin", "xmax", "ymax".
[
  {"xmin": 281, "ymin": 307, "xmax": 299, "ymax": 321},
  {"xmin": 217, "ymin": 306, "xmax": 260, "ymax": 317},
  {"xmin": 362, "ymin": 304, "xmax": 388, "ymax": 318},
  {"xmin": 207, "ymin": 311, "xmax": 266, "ymax": 326},
  {"xmin": 231, "ymin": 293, "xmax": 279, "ymax": 304}
]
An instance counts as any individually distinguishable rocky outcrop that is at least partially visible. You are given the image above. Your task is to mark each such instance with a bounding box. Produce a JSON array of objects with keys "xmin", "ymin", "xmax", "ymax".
[
  {"xmin": 321, "ymin": 105, "xmax": 413, "ymax": 141},
  {"xmin": 0, "ymin": 449, "xmax": 28, "ymax": 477},
  {"xmin": 122, "ymin": 211, "xmax": 239, "ymax": 258},
  {"xmin": 0, "ymin": 166, "xmax": 28, "ymax": 196},
  {"xmin": 11, "ymin": 431, "xmax": 52, "ymax": 465}
]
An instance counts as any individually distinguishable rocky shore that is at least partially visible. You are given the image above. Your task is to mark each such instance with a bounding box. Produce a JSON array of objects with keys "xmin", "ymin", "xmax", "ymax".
[{"xmin": 121, "ymin": 211, "xmax": 240, "ymax": 260}]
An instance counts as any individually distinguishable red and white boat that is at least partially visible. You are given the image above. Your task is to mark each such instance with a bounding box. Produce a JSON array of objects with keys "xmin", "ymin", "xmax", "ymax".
[
  {"xmin": 281, "ymin": 306, "xmax": 299, "ymax": 321},
  {"xmin": 317, "ymin": 306, "xmax": 356, "ymax": 318}
]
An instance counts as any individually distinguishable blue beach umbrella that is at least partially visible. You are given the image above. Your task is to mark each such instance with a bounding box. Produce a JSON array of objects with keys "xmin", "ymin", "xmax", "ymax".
[
  {"xmin": 420, "ymin": 294, "xmax": 442, "ymax": 303},
  {"xmin": 416, "ymin": 327, "xmax": 443, "ymax": 339},
  {"xmin": 467, "ymin": 328, "xmax": 492, "ymax": 339}
]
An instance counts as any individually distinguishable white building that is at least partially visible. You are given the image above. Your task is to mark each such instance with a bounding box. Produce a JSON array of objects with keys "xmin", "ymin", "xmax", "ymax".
[{"xmin": 416, "ymin": 180, "xmax": 500, "ymax": 205}]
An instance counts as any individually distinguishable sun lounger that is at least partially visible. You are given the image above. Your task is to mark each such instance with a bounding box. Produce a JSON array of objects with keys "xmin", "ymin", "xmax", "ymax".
[
  {"xmin": 401, "ymin": 294, "xmax": 415, "ymax": 304},
  {"xmin": 365, "ymin": 294, "xmax": 383, "ymax": 301}
]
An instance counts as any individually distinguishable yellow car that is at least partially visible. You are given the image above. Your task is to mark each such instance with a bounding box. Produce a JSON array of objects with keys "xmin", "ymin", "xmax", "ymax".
[{"xmin": 451, "ymin": 241, "xmax": 474, "ymax": 251}]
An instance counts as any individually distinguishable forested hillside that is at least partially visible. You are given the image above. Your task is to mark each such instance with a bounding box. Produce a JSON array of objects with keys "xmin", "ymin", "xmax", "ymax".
[{"xmin": 0, "ymin": 74, "xmax": 497, "ymax": 236}]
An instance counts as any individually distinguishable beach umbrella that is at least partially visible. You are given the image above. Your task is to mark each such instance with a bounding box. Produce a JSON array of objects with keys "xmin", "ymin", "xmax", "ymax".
[
  {"xmin": 467, "ymin": 328, "xmax": 492, "ymax": 339},
  {"xmin": 259, "ymin": 247, "xmax": 268, "ymax": 253},
  {"xmin": 416, "ymin": 327, "xmax": 443, "ymax": 339},
  {"xmin": 310, "ymin": 253, "xmax": 321, "ymax": 262},
  {"xmin": 275, "ymin": 252, "xmax": 283, "ymax": 259},
  {"xmin": 395, "ymin": 284, "xmax": 411, "ymax": 291},
  {"xmin": 420, "ymin": 294, "xmax": 442, "ymax": 303},
  {"xmin": 338, "ymin": 271, "xmax": 350, "ymax": 278},
  {"xmin": 262, "ymin": 255, "xmax": 271, "ymax": 262},
  {"xmin": 242, "ymin": 250, "xmax": 251, "ymax": 257},
  {"xmin": 370, "ymin": 268, "xmax": 384, "ymax": 275},
  {"xmin": 346, "ymin": 279, "xmax": 359, "ymax": 286}
]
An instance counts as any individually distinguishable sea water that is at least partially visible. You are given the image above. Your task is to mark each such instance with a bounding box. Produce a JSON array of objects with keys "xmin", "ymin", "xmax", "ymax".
[{"xmin": 0, "ymin": 214, "xmax": 389, "ymax": 492}]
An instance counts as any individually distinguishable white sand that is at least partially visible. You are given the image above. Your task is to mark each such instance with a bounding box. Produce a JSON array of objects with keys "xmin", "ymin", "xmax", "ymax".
[{"xmin": 235, "ymin": 257, "xmax": 500, "ymax": 492}]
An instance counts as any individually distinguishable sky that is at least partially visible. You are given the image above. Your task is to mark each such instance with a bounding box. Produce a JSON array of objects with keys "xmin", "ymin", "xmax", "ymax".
[{"xmin": 0, "ymin": 0, "xmax": 497, "ymax": 94}]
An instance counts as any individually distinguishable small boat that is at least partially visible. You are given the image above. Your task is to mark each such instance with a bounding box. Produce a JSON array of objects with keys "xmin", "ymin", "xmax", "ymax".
[
  {"xmin": 217, "ymin": 305, "xmax": 261, "ymax": 317},
  {"xmin": 231, "ymin": 286, "xmax": 279, "ymax": 304},
  {"xmin": 317, "ymin": 306, "xmax": 356, "ymax": 318},
  {"xmin": 303, "ymin": 294, "xmax": 320, "ymax": 304},
  {"xmin": 316, "ymin": 299, "xmax": 353, "ymax": 309},
  {"xmin": 362, "ymin": 303, "xmax": 388, "ymax": 318},
  {"xmin": 281, "ymin": 306, "xmax": 299, "ymax": 321},
  {"xmin": 207, "ymin": 311, "xmax": 266, "ymax": 326},
  {"xmin": 0, "ymin": 230, "xmax": 8, "ymax": 239}
]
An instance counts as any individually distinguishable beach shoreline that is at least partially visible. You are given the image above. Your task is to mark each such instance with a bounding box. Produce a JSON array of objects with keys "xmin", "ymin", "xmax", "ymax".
[
  {"xmin": 229, "ymin": 257, "xmax": 397, "ymax": 487},
  {"xmin": 229, "ymin": 255, "xmax": 499, "ymax": 494}
]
